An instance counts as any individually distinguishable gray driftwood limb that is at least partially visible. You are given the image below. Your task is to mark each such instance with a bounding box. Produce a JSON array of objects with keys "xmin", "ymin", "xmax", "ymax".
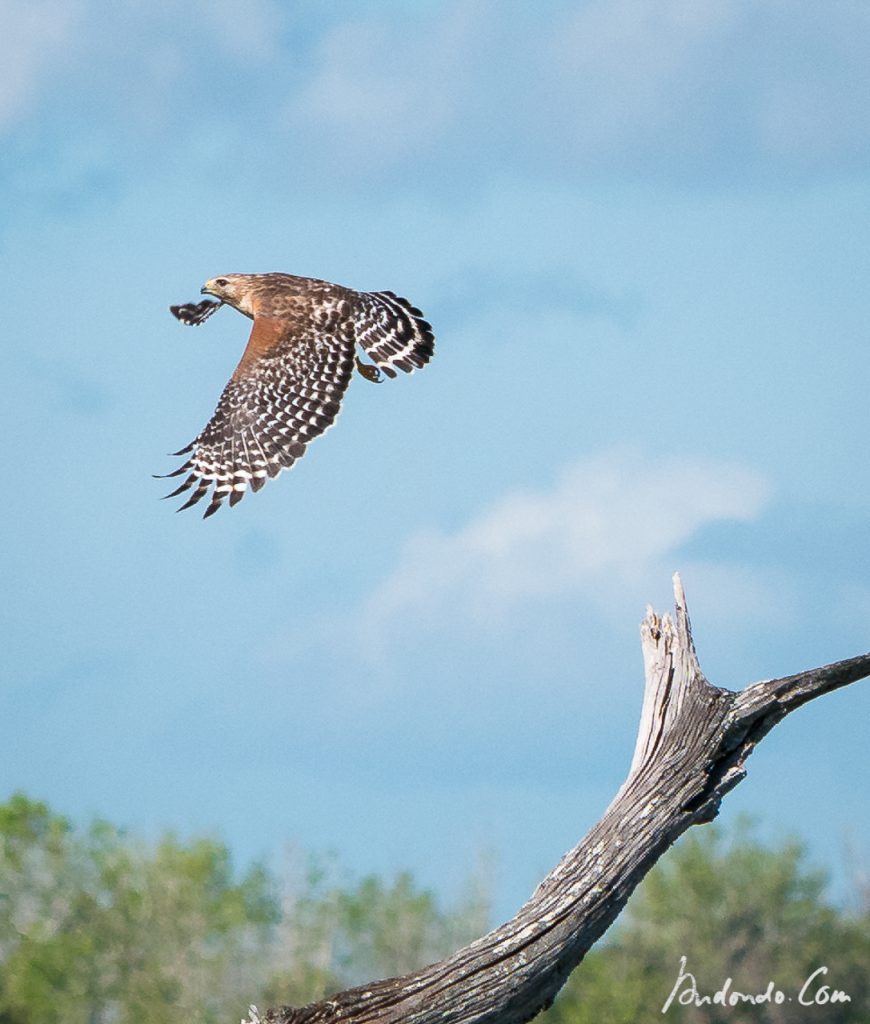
[{"xmin": 254, "ymin": 573, "xmax": 870, "ymax": 1024}]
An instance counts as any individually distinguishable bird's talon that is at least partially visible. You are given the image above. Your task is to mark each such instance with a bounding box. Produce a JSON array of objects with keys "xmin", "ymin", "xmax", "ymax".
[{"xmin": 355, "ymin": 357, "xmax": 383, "ymax": 383}]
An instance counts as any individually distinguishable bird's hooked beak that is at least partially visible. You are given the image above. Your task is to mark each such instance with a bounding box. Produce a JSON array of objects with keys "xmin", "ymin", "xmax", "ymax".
[
  {"xmin": 192, "ymin": 279, "xmax": 227, "ymax": 315},
  {"xmin": 202, "ymin": 277, "xmax": 233, "ymax": 298}
]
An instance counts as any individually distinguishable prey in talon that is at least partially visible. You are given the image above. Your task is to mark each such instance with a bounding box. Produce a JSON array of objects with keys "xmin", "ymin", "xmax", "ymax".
[
  {"xmin": 170, "ymin": 298, "xmax": 223, "ymax": 326},
  {"xmin": 160, "ymin": 272, "xmax": 435, "ymax": 518}
]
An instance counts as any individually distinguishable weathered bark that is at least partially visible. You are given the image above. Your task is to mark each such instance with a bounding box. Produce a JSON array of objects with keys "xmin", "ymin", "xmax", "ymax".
[{"xmin": 252, "ymin": 573, "xmax": 870, "ymax": 1024}]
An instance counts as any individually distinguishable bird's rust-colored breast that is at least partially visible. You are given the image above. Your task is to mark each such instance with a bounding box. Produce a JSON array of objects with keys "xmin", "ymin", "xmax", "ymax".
[{"xmin": 231, "ymin": 316, "xmax": 289, "ymax": 381}]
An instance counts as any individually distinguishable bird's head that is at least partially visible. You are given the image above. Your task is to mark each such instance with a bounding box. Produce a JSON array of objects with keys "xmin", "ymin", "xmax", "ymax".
[{"xmin": 202, "ymin": 275, "xmax": 255, "ymax": 317}]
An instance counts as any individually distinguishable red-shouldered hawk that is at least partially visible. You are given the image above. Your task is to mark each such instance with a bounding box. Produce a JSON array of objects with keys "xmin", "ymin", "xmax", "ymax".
[{"xmin": 160, "ymin": 273, "xmax": 434, "ymax": 517}]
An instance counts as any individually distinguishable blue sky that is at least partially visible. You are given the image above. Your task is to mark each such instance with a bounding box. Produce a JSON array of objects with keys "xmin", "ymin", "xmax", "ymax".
[{"xmin": 2, "ymin": 0, "xmax": 870, "ymax": 923}]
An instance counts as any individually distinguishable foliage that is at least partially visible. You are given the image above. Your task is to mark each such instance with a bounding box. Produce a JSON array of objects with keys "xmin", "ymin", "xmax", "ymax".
[
  {"xmin": 0, "ymin": 793, "xmax": 278, "ymax": 1024},
  {"xmin": 0, "ymin": 795, "xmax": 489, "ymax": 1023},
  {"xmin": 260, "ymin": 848, "xmax": 491, "ymax": 1007},
  {"xmin": 2, "ymin": 796, "xmax": 867, "ymax": 1024},
  {"xmin": 542, "ymin": 819, "xmax": 870, "ymax": 1024}
]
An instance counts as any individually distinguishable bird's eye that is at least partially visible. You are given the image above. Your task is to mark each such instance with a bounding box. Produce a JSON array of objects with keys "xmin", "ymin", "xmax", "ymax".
[{"xmin": 216, "ymin": 278, "xmax": 229, "ymax": 287}]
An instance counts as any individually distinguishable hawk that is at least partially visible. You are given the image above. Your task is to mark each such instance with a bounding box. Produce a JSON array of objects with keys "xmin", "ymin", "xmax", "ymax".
[{"xmin": 160, "ymin": 273, "xmax": 434, "ymax": 517}]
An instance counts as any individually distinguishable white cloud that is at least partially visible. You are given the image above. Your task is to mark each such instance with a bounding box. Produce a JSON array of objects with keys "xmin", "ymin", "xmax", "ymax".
[
  {"xmin": 287, "ymin": 3, "xmax": 481, "ymax": 171},
  {"xmin": 0, "ymin": 0, "xmax": 83, "ymax": 129},
  {"xmin": 0, "ymin": 0, "xmax": 286, "ymax": 139},
  {"xmin": 547, "ymin": 0, "xmax": 736, "ymax": 151},
  {"xmin": 283, "ymin": 0, "xmax": 870, "ymax": 184},
  {"xmin": 355, "ymin": 450, "xmax": 770, "ymax": 655},
  {"xmin": 192, "ymin": 0, "xmax": 284, "ymax": 62},
  {"xmin": 6, "ymin": 1, "xmax": 869, "ymax": 187}
]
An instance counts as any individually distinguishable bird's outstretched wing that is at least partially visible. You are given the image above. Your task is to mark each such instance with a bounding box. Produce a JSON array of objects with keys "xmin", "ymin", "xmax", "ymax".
[
  {"xmin": 161, "ymin": 313, "xmax": 356, "ymax": 517},
  {"xmin": 354, "ymin": 290, "xmax": 434, "ymax": 379}
]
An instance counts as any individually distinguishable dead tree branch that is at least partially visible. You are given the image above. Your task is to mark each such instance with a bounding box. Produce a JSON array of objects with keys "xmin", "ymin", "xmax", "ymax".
[{"xmin": 254, "ymin": 573, "xmax": 870, "ymax": 1024}]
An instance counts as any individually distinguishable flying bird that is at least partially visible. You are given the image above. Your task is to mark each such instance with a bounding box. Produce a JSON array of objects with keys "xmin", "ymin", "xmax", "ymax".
[{"xmin": 161, "ymin": 273, "xmax": 434, "ymax": 517}]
